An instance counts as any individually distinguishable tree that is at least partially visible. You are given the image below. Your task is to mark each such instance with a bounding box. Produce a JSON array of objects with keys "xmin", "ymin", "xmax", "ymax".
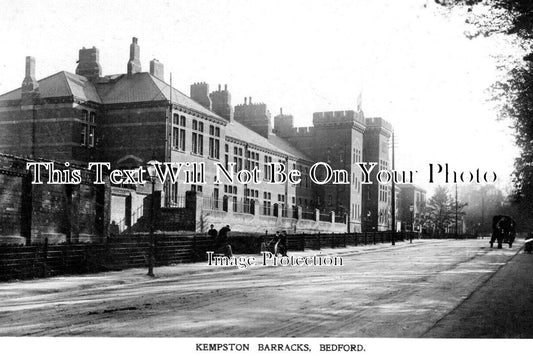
[
  {"xmin": 435, "ymin": 1, "xmax": 533, "ymax": 226},
  {"xmin": 426, "ymin": 186, "xmax": 468, "ymax": 235}
]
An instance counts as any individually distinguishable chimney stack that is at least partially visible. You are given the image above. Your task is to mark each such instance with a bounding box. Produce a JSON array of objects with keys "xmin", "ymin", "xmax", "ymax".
[
  {"xmin": 127, "ymin": 37, "xmax": 141, "ymax": 75},
  {"xmin": 75, "ymin": 47, "xmax": 102, "ymax": 81},
  {"xmin": 210, "ymin": 85, "xmax": 233, "ymax": 121},
  {"xmin": 190, "ymin": 82, "xmax": 212, "ymax": 110},
  {"xmin": 21, "ymin": 56, "xmax": 39, "ymax": 102},
  {"xmin": 149, "ymin": 59, "xmax": 164, "ymax": 80}
]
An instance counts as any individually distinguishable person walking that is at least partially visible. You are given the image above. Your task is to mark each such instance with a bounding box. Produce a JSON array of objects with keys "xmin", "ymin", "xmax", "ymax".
[
  {"xmin": 273, "ymin": 231, "xmax": 281, "ymax": 256},
  {"xmin": 217, "ymin": 225, "xmax": 232, "ymax": 257},
  {"xmin": 279, "ymin": 230, "xmax": 288, "ymax": 257}
]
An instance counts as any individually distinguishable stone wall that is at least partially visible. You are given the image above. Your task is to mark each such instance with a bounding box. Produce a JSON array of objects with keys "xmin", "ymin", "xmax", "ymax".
[{"xmin": 0, "ymin": 154, "xmax": 110, "ymax": 245}]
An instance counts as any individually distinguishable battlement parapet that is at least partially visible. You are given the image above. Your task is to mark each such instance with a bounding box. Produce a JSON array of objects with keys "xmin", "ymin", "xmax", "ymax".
[
  {"xmin": 294, "ymin": 126, "xmax": 315, "ymax": 136},
  {"xmin": 365, "ymin": 117, "xmax": 392, "ymax": 131},
  {"xmin": 313, "ymin": 110, "xmax": 365, "ymax": 126}
]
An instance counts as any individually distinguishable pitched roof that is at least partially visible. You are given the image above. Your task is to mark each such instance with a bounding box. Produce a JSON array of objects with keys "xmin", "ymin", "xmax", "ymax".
[
  {"xmin": 225, "ymin": 120, "xmax": 312, "ymax": 161},
  {"xmin": 150, "ymin": 75, "xmax": 225, "ymax": 120},
  {"xmin": 0, "ymin": 70, "xmax": 310, "ymax": 161},
  {"xmin": 0, "ymin": 71, "xmax": 101, "ymax": 103},
  {"xmin": 95, "ymin": 72, "xmax": 165, "ymax": 104}
]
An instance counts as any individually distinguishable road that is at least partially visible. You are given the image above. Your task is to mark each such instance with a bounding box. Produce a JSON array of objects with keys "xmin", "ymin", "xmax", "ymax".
[{"xmin": 0, "ymin": 239, "xmax": 524, "ymax": 337}]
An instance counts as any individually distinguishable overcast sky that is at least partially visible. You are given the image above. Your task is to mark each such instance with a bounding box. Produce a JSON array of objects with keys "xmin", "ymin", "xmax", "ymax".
[{"xmin": 0, "ymin": 0, "xmax": 519, "ymax": 193}]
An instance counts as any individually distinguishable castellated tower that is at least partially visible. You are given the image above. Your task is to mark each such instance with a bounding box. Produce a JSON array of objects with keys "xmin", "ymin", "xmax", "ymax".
[
  {"xmin": 190, "ymin": 82, "xmax": 212, "ymax": 110},
  {"xmin": 273, "ymin": 108, "xmax": 295, "ymax": 138},
  {"xmin": 210, "ymin": 84, "xmax": 233, "ymax": 121},
  {"xmin": 362, "ymin": 117, "xmax": 392, "ymax": 232},
  {"xmin": 234, "ymin": 97, "xmax": 272, "ymax": 138},
  {"xmin": 279, "ymin": 110, "xmax": 367, "ymax": 232}
]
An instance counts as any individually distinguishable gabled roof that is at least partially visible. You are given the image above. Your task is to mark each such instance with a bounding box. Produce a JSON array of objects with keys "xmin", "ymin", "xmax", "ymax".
[{"xmin": 0, "ymin": 71, "xmax": 101, "ymax": 103}]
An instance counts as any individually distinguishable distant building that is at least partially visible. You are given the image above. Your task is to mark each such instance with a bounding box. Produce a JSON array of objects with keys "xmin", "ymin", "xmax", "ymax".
[{"xmin": 398, "ymin": 184, "xmax": 426, "ymax": 232}]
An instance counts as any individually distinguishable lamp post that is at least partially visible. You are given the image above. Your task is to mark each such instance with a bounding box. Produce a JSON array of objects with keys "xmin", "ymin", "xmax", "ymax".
[{"xmin": 146, "ymin": 159, "xmax": 160, "ymax": 277}]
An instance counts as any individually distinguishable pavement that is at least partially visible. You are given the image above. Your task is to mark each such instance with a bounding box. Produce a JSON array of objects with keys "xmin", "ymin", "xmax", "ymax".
[
  {"xmin": 0, "ymin": 238, "xmax": 531, "ymax": 337},
  {"xmin": 423, "ymin": 242, "xmax": 533, "ymax": 338}
]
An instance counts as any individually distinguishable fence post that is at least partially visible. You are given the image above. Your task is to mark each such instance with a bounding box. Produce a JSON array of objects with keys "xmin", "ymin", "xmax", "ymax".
[
  {"xmin": 373, "ymin": 233, "xmax": 376, "ymax": 245},
  {"xmin": 317, "ymin": 232, "xmax": 321, "ymax": 250},
  {"xmin": 301, "ymin": 233, "xmax": 306, "ymax": 251},
  {"xmin": 364, "ymin": 232, "xmax": 367, "ymax": 245},
  {"xmin": 343, "ymin": 233, "xmax": 347, "ymax": 247},
  {"xmin": 41, "ymin": 237, "xmax": 48, "ymax": 278},
  {"xmin": 192, "ymin": 232, "xmax": 197, "ymax": 262}
]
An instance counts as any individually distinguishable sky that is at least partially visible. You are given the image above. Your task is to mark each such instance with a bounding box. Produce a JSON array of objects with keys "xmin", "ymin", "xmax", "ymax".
[{"xmin": 0, "ymin": 0, "xmax": 519, "ymax": 194}]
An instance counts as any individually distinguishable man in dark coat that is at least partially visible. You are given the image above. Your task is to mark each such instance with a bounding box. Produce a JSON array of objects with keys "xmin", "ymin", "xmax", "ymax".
[
  {"xmin": 279, "ymin": 230, "xmax": 288, "ymax": 257},
  {"xmin": 216, "ymin": 225, "xmax": 232, "ymax": 257},
  {"xmin": 208, "ymin": 224, "xmax": 218, "ymax": 239}
]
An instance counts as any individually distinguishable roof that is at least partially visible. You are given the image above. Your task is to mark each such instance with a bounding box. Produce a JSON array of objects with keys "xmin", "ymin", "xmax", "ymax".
[
  {"xmin": 0, "ymin": 70, "xmax": 309, "ymax": 161},
  {"xmin": 0, "ymin": 71, "xmax": 101, "ymax": 103},
  {"xmin": 150, "ymin": 74, "xmax": 225, "ymax": 120},
  {"xmin": 225, "ymin": 120, "xmax": 312, "ymax": 161}
]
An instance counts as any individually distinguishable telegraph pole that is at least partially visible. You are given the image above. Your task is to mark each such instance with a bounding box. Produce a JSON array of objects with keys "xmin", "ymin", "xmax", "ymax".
[
  {"xmin": 455, "ymin": 183, "xmax": 459, "ymax": 238},
  {"xmin": 391, "ymin": 130, "xmax": 396, "ymax": 245}
]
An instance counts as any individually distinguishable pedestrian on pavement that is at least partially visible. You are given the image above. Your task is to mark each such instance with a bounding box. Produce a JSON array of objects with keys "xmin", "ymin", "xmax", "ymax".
[
  {"xmin": 279, "ymin": 230, "xmax": 288, "ymax": 257},
  {"xmin": 273, "ymin": 231, "xmax": 281, "ymax": 256},
  {"xmin": 208, "ymin": 224, "xmax": 218, "ymax": 240},
  {"xmin": 217, "ymin": 225, "xmax": 232, "ymax": 258}
]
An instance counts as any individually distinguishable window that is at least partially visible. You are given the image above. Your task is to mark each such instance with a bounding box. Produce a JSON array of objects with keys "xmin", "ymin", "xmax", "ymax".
[
  {"xmin": 246, "ymin": 150, "xmax": 259, "ymax": 170},
  {"xmin": 263, "ymin": 192, "xmax": 272, "ymax": 215},
  {"xmin": 80, "ymin": 110, "xmax": 96, "ymax": 147},
  {"xmin": 172, "ymin": 114, "xmax": 186, "ymax": 151},
  {"xmin": 213, "ymin": 188, "xmax": 219, "ymax": 209},
  {"xmin": 263, "ymin": 155, "xmax": 272, "ymax": 180},
  {"xmin": 191, "ymin": 119, "xmax": 204, "ymax": 155},
  {"xmin": 171, "ymin": 181, "xmax": 179, "ymax": 205},
  {"xmin": 208, "ymin": 124, "xmax": 220, "ymax": 159},
  {"xmin": 234, "ymin": 146, "xmax": 243, "ymax": 171}
]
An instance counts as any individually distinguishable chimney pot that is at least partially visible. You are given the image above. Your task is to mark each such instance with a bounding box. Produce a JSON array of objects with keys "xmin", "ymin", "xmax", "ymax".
[
  {"xmin": 244, "ymin": 97, "xmax": 247, "ymax": 105},
  {"xmin": 249, "ymin": 97, "xmax": 252, "ymax": 104}
]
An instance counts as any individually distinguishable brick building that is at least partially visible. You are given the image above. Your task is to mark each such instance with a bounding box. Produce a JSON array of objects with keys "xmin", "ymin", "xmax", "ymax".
[
  {"xmin": 398, "ymin": 184, "xmax": 426, "ymax": 232},
  {"xmin": 0, "ymin": 37, "xmax": 394, "ymax": 234}
]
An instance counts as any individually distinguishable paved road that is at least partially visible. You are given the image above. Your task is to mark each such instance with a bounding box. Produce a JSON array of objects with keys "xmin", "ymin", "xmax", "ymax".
[{"xmin": 0, "ymin": 239, "xmax": 524, "ymax": 337}]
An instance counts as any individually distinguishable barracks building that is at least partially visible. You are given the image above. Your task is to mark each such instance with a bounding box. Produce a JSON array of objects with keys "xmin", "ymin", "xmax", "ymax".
[{"xmin": 0, "ymin": 37, "xmax": 393, "ymax": 239}]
